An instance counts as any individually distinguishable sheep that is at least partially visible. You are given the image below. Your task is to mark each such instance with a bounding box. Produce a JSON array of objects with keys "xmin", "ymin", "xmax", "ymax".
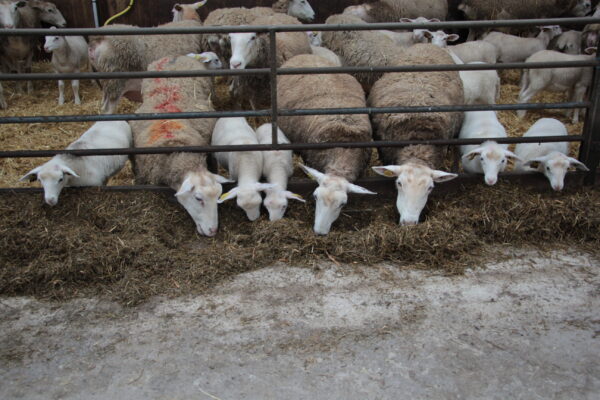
[
  {"xmin": 277, "ymin": 54, "xmax": 376, "ymax": 235},
  {"xmin": 375, "ymin": 17, "xmax": 442, "ymax": 48},
  {"xmin": 459, "ymin": 111, "xmax": 521, "ymax": 185},
  {"xmin": 369, "ymin": 44, "xmax": 463, "ymax": 226},
  {"xmin": 550, "ymin": 30, "xmax": 582, "ymax": 55},
  {"xmin": 43, "ymin": 28, "xmax": 88, "ymax": 105},
  {"xmin": 423, "ymin": 30, "xmax": 460, "ymax": 48},
  {"xmin": 342, "ymin": 0, "xmax": 448, "ymax": 22},
  {"xmin": 482, "ymin": 26, "xmax": 563, "ymax": 63},
  {"xmin": 88, "ymin": 19, "xmax": 203, "ymax": 114},
  {"xmin": 171, "ymin": 1, "xmax": 206, "ymax": 22},
  {"xmin": 228, "ymin": 13, "xmax": 312, "ymax": 108},
  {"xmin": 458, "ymin": 0, "xmax": 591, "ymax": 21},
  {"xmin": 514, "ymin": 118, "xmax": 589, "ymax": 191},
  {"xmin": 19, "ymin": 121, "xmax": 132, "ymax": 206},
  {"xmin": 129, "ymin": 55, "xmax": 231, "ymax": 237},
  {"xmin": 425, "ymin": 34, "xmax": 500, "ymax": 105},
  {"xmin": 255, "ymin": 123, "xmax": 305, "ymax": 221},
  {"xmin": 212, "ymin": 118, "xmax": 276, "ymax": 221},
  {"xmin": 306, "ymin": 31, "xmax": 322, "ymax": 46},
  {"xmin": 202, "ymin": 0, "xmax": 314, "ymax": 64},
  {"xmin": 186, "ymin": 51, "xmax": 223, "ymax": 69},
  {"xmin": 518, "ymin": 48, "xmax": 596, "ymax": 123},
  {"xmin": 20, "ymin": 0, "xmax": 66, "ymax": 27},
  {"xmin": 582, "ymin": 23, "xmax": 600, "ymax": 51},
  {"xmin": 322, "ymin": 13, "xmax": 403, "ymax": 92},
  {"xmin": 310, "ymin": 45, "xmax": 341, "ymax": 66},
  {"xmin": 448, "ymin": 40, "xmax": 499, "ymax": 64}
]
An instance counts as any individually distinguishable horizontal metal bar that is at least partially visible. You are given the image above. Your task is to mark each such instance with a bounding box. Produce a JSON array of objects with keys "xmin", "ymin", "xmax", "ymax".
[
  {"xmin": 1, "ymin": 60, "xmax": 596, "ymax": 81},
  {"xmin": 0, "ymin": 136, "xmax": 584, "ymax": 158},
  {"xmin": 1, "ymin": 17, "xmax": 599, "ymax": 36},
  {"xmin": 0, "ymin": 102, "xmax": 588, "ymax": 125},
  {"xmin": 1, "ymin": 172, "xmax": 592, "ymax": 197}
]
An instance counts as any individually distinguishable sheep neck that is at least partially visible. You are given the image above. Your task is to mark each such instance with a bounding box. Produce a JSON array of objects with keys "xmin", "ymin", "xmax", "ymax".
[
  {"xmin": 52, "ymin": 39, "xmax": 72, "ymax": 66},
  {"xmin": 266, "ymin": 166, "xmax": 288, "ymax": 190},
  {"xmin": 235, "ymin": 152, "xmax": 262, "ymax": 186}
]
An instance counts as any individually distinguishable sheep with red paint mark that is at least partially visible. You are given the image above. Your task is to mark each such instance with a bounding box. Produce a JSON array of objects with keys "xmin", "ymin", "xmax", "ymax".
[{"xmin": 130, "ymin": 55, "xmax": 232, "ymax": 237}]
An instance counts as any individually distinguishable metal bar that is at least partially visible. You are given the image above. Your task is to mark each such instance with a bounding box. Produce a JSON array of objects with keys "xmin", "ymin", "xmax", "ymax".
[
  {"xmin": 269, "ymin": 29, "xmax": 279, "ymax": 148},
  {"xmin": 0, "ymin": 136, "xmax": 585, "ymax": 158},
  {"xmin": 579, "ymin": 46, "xmax": 600, "ymax": 185},
  {"xmin": 0, "ymin": 102, "xmax": 589, "ymax": 125},
  {"xmin": 2, "ymin": 17, "xmax": 599, "ymax": 36},
  {"xmin": 2, "ymin": 60, "xmax": 596, "ymax": 81},
  {"xmin": 1, "ymin": 172, "xmax": 591, "ymax": 196}
]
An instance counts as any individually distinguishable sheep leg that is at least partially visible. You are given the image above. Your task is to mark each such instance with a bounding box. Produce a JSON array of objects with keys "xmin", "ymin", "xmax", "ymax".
[
  {"xmin": 25, "ymin": 54, "xmax": 33, "ymax": 94},
  {"xmin": 58, "ymin": 80, "xmax": 65, "ymax": 105},
  {"xmin": 571, "ymin": 84, "xmax": 587, "ymax": 124},
  {"xmin": 517, "ymin": 79, "xmax": 538, "ymax": 119},
  {"xmin": 72, "ymin": 80, "xmax": 81, "ymax": 105}
]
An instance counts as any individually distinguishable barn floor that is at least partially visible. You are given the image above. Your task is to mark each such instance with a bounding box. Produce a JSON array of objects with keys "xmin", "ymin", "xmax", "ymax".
[{"xmin": 1, "ymin": 247, "xmax": 599, "ymax": 399}]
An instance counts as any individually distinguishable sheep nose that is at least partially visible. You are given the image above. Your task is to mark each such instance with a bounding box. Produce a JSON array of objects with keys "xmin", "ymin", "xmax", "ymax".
[
  {"xmin": 207, "ymin": 227, "xmax": 217, "ymax": 236},
  {"xmin": 43, "ymin": 47, "xmax": 49, "ymax": 53},
  {"xmin": 45, "ymin": 198, "xmax": 57, "ymax": 206},
  {"xmin": 486, "ymin": 177, "xmax": 497, "ymax": 185},
  {"xmin": 552, "ymin": 184, "xmax": 563, "ymax": 191},
  {"xmin": 5, "ymin": 24, "xmax": 13, "ymax": 29},
  {"xmin": 231, "ymin": 61, "xmax": 242, "ymax": 69},
  {"xmin": 400, "ymin": 218, "xmax": 418, "ymax": 226}
]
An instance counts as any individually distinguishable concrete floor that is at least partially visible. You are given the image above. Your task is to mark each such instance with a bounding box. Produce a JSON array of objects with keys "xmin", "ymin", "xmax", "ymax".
[{"xmin": 1, "ymin": 248, "xmax": 599, "ymax": 400}]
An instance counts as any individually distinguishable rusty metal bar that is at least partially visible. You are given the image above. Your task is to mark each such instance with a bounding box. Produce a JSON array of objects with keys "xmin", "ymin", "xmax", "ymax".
[
  {"xmin": 0, "ymin": 102, "xmax": 589, "ymax": 125},
  {"xmin": 0, "ymin": 135, "xmax": 585, "ymax": 159},
  {"xmin": 1, "ymin": 17, "xmax": 599, "ymax": 36},
  {"xmin": 1, "ymin": 60, "xmax": 597, "ymax": 81},
  {"xmin": 269, "ymin": 29, "xmax": 279, "ymax": 148}
]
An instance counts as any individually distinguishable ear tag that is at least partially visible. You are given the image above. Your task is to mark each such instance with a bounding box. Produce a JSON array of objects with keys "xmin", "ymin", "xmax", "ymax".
[
  {"xmin": 383, "ymin": 170, "xmax": 396, "ymax": 178},
  {"xmin": 219, "ymin": 192, "xmax": 230, "ymax": 201},
  {"xmin": 290, "ymin": 193, "xmax": 304, "ymax": 200}
]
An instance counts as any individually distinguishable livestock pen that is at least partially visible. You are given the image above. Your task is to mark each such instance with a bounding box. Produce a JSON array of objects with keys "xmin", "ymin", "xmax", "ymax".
[{"xmin": 0, "ymin": 17, "xmax": 599, "ymax": 304}]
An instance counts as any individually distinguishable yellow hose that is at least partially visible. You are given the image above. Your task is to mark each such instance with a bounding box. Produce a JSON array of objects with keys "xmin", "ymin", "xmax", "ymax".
[{"xmin": 104, "ymin": 0, "xmax": 135, "ymax": 26}]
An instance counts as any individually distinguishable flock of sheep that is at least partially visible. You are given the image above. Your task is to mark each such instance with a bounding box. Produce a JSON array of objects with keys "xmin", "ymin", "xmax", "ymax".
[{"xmin": 1, "ymin": 0, "xmax": 597, "ymax": 236}]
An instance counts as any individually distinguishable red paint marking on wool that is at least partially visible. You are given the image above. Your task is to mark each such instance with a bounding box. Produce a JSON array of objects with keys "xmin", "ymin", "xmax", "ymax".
[
  {"xmin": 149, "ymin": 84, "xmax": 182, "ymax": 113},
  {"xmin": 154, "ymin": 57, "xmax": 170, "ymax": 71},
  {"xmin": 147, "ymin": 120, "xmax": 185, "ymax": 144}
]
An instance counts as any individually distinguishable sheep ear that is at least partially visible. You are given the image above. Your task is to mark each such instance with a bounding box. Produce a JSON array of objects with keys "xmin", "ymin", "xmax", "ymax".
[
  {"xmin": 463, "ymin": 148, "xmax": 483, "ymax": 161},
  {"xmin": 429, "ymin": 18, "xmax": 441, "ymax": 22},
  {"xmin": 19, "ymin": 166, "xmax": 42, "ymax": 182},
  {"xmin": 568, "ymin": 157, "xmax": 589, "ymax": 171},
  {"xmin": 174, "ymin": 4, "xmax": 182, "ymax": 11},
  {"xmin": 347, "ymin": 183, "xmax": 376, "ymax": 195},
  {"xmin": 447, "ymin": 34, "xmax": 460, "ymax": 42},
  {"xmin": 423, "ymin": 30, "xmax": 433, "ymax": 39},
  {"xmin": 194, "ymin": 0, "xmax": 207, "ymax": 8},
  {"xmin": 504, "ymin": 149, "xmax": 522, "ymax": 163},
  {"xmin": 585, "ymin": 47, "xmax": 597, "ymax": 55},
  {"xmin": 213, "ymin": 173, "xmax": 234, "ymax": 184},
  {"xmin": 300, "ymin": 165, "xmax": 325, "ymax": 183},
  {"xmin": 285, "ymin": 191, "xmax": 306, "ymax": 203},
  {"xmin": 218, "ymin": 187, "xmax": 239, "ymax": 203},
  {"xmin": 523, "ymin": 158, "xmax": 544, "ymax": 170},
  {"xmin": 431, "ymin": 170, "xmax": 458, "ymax": 183},
  {"xmin": 399, "ymin": 18, "xmax": 414, "ymax": 23},
  {"xmin": 175, "ymin": 178, "xmax": 194, "ymax": 196},
  {"xmin": 372, "ymin": 166, "xmax": 401, "ymax": 178},
  {"xmin": 61, "ymin": 165, "xmax": 80, "ymax": 178}
]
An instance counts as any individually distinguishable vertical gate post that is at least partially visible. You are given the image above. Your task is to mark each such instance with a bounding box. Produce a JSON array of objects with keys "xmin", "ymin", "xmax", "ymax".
[
  {"xmin": 269, "ymin": 29, "xmax": 279, "ymax": 149},
  {"xmin": 579, "ymin": 51, "xmax": 600, "ymax": 185}
]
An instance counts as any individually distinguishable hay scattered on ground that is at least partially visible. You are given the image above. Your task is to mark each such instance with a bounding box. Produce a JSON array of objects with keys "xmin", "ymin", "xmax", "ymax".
[{"xmin": 1, "ymin": 184, "xmax": 598, "ymax": 305}]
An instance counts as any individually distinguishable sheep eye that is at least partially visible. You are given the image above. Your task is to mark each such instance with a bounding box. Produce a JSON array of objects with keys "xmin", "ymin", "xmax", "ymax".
[
  {"xmin": 480, "ymin": 156, "xmax": 484, "ymax": 161},
  {"xmin": 546, "ymin": 166, "xmax": 550, "ymax": 172},
  {"xmin": 58, "ymin": 177, "xmax": 63, "ymax": 183},
  {"xmin": 396, "ymin": 181, "xmax": 402, "ymax": 188},
  {"xmin": 312, "ymin": 192, "xmax": 318, "ymax": 200}
]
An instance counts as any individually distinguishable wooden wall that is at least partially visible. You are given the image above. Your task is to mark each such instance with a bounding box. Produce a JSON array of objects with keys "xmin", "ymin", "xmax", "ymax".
[{"xmin": 49, "ymin": 0, "xmax": 368, "ymax": 28}]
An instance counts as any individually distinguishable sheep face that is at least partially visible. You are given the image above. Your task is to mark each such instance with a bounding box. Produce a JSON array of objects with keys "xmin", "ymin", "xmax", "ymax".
[
  {"xmin": 263, "ymin": 187, "xmax": 305, "ymax": 221},
  {"xmin": 462, "ymin": 142, "xmax": 521, "ymax": 186},
  {"xmin": 229, "ymin": 32, "xmax": 259, "ymax": 69},
  {"xmin": 43, "ymin": 33, "xmax": 64, "ymax": 53},
  {"xmin": 219, "ymin": 183, "xmax": 276, "ymax": 221},
  {"xmin": 524, "ymin": 152, "xmax": 589, "ymax": 191},
  {"xmin": 306, "ymin": 31, "xmax": 322, "ymax": 47},
  {"xmin": 30, "ymin": 0, "xmax": 67, "ymax": 27},
  {"xmin": 302, "ymin": 166, "xmax": 375, "ymax": 235},
  {"xmin": 0, "ymin": 1, "xmax": 25, "ymax": 28},
  {"xmin": 176, "ymin": 172, "xmax": 230, "ymax": 237},
  {"xmin": 171, "ymin": 1, "xmax": 205, "ymax": 22},
  {"xmin": 287, "ymin": 0, "xmax": 315, "ymax": 22},
  {"xmin": 424, "ymin": 30, "xmax": 459, "ymax": 48},
  {"xmin": 572, "ymin": 0, "xmax": 592, "ymax": 17},
  {"xmin": 20, "ymin": 162, "xmax": 79, "ymax": 206},
  {"xmin": 187, "ymin": 52, "xmax": 222, "ymax": 69},
  {"xmin": 373, "ymin": 164, "xmax": 457, "ymax": 226}
]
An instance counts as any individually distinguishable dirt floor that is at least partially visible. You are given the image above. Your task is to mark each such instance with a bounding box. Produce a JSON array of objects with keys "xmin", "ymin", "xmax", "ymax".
[{"xmin": 1, "ymin": 248, "xmax": 598, "ymax": 399}]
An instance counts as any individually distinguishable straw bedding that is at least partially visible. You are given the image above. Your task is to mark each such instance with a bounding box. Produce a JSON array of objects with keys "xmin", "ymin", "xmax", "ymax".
[{"xmin": 0, "ymin": 62, "xmax": 596, "ymax": 305}]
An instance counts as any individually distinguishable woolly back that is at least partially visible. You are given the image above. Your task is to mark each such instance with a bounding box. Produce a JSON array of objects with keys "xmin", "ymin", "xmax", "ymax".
[
  {"xmin": 322, "ymin": 14, "xmax": 403, "ymax": 91},
  {"xmin": 461, "ymin": 0, "xmax": 579, "ymax": 19},
  {"xmin": 89, "ymin": 24, "xmax": 147, "ymax": 72},
  {"xmin": 144, "ymin": 20, "xmax": 203, "ymax": 63},
  {"xmin": 371, "ymin": 0, "xmax": 448, "ymax": 20}
]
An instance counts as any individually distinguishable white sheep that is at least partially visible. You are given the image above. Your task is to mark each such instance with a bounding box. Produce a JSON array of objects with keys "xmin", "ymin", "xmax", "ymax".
[
  {"xmin": 44, "ymin": 28, "xmax": 88, "ymax": 105},
  {"xmin": 378, "ymin": 17, "xmax": 441, "ymax": 48},
  {"xmin": 549, "ymin": 30, "xmax": 582, "ymax": 55},
  {"xmin": 423, "ymin": 30, "xmax": 459, "ymax": 48},
  {"xmin": 459, "ymin": 62, "xmax": 501, "ymax": 105},
  {"xmin": 459, "ymin": 111, "xmax": 521, "ymax": 185},
  {"xmin": 306, "ymin": 31, "xmax": 322, "ymax": 46},
  {"xmin": 518, "ymin": 48, "xmax": 596, "ymax": 123},
  {"xmin": 171, "ymin": 1, "xmax": 206, "ymax": 22},
  {"xmin": 514, "ymin": 118, "xmax": 588, "ymax": 191},
  {"xmin": 482, "ymin": 25, "xmax": 562, "ymax": 63},
  {"xmin": 255, "ymin": 123, "xmax": 305, "ymax": 221},
  {"xmin": 449, "ymin": 40, "xmax": 499, "ymax": 64},
  {"xmin": 212, "ymin": 118, "xmax": 275, "ymax": 221},
  {"xmin": 20, "ymin": 121, "xmax": 132, "ymax": 206},
  {"xmin": 186, "ymin": 52, "xmax": 223, "ymax": 69}
]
